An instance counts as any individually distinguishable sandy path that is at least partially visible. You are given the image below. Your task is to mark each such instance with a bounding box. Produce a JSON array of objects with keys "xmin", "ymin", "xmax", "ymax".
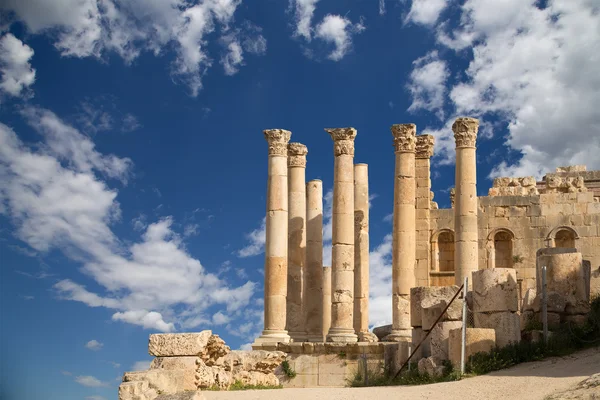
[{"xmin": 203, "ymin": 347, "xmax": 600, "ymax": 400}]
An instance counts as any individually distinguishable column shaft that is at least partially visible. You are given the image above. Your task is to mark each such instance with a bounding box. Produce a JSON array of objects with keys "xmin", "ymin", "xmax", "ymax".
[
  {"xmin": 322, "ymin": 266, "xmax": 332, "ymax": 341},
  {"xmin": 305, "ymin": 179, "xmax": 324, "ymax": 342},
  {"xmin": 353, "ymin": 164, "xmax": 373, "ymax": 341},
  {"xmin": 415, "ymin": 135, "xmax": 435, "ymax": 287},
  {"xmin": 287, "ymin": 143, "xmax": 308, "ymax": 341},
  {"xmin": 388, "ymin": 124, "xmax": 417, "ymax": 341},
  {"xmin": 326, "ymin": 127, "xmax": 358, "ymax": 343},
  {"xmin": 254, "ymin": 129, "xmax": 292, "ymax": 346},
  {"xmin": 453, "ymin": 117, "xmax": 480, "ymax": 285}
]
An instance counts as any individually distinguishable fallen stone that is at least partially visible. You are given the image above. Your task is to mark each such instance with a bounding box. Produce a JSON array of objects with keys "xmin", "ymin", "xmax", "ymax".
[
  {"xmin": 565, "ymin": 300, "xmax": 591, "ymax": 315},
  {"xmin": 520, "ymin": 310, "xmax": 536, "ymax": 330},
  {"xmin": 151, "ymin": 357, "xmax": 197, "ymax": 370},
  {"xmin": 358, "ymin": 331, "xmax": 379, "ymax": 342},
  {"xmin": 564, "ymin": 314, "xmax": 588, "ymax": 327},
  {"xmin": 383, "ymin": 341, "xmax": 410, "ymax": 377},
  {"xmin": 222, "ymin": 350, "xmax": 286, "ymax": 374},
  {"xmin": 429, "ymin": 321, "xmax": 462, "ymax": 361},
  {"xmin": 155, "ymin": 392, "xmax": 205, "ymax": 400},
  {"xmin": 411, "ymin": 327, "xmax": 430, "ymax": 361},
  {"xmin": 448, "ymin": 328, "xmax": 496, "ymax": 369},
  {"xmin": 522, "ymin": 288, "xmax": 536, "ymax": 312},
  {"xmin": 532, "ymin": 291, "xmax": 567, "ymax": 313},
  {"xmin": 472, "ymin": 268, "xmax": 519, "ymax": 313},
  {"xmin": 474, "ymin": 311, "xmax": 520, "ymax": 348},
  {"xmin": 123, "ymin": 369, "xmax": 196, "ymax": 395},
  {"xmin": 417, "ymin": 356, "xmax": 445, "ymax": 377},
  {"xmin": 421, "ymin": 299, "xmax": 463, "ymax": 330},
  {"xmin": 373, "ymin": 324, "xmax": 392, "ymax": 341},
  {"xmin": 148, "ymin": 331, "xmax": 213, "ymax": 357},
  {"xmin": 410, "ymin": 286, "xmax": 461, "ymax": 328}
]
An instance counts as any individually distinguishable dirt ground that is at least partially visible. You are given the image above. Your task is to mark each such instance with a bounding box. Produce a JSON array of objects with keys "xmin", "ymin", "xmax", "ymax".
[{"xmin": 203, "ymin": 347, "xmax": 600, "ymax": 400}]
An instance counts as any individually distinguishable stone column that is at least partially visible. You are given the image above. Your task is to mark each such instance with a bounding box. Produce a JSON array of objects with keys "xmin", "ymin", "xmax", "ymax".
[
  {"xmin": 287, "ymin": 143, "xmax": 308, "ymax": 342},
  {"xmin": 415, "ymin": 135, "xmax": 435, "ymax": 287},
  {"xmin": 453, "ymin": 117, "xmax": 479, "ymax": 285},
  {"xmin": 326, "ymin": 127, "xmax": 358, "ymax": 343},
  {"xmin": 254, "ymin": 129, "xmax": 292, "ymax": 346},
  {"xmin": 322, "ymin": 266, "xmax": 332, "ymax": 341},
  {"xmin": 305, "ymin": 179, "xmax": 324, "ymax": 342},
  {"xmin": 354, "ymin": 164, "xmax": 376, "ymax": 342},
  {"xmin": 387, "ymin": 124, "xmax": 417, "ymax": 342}
]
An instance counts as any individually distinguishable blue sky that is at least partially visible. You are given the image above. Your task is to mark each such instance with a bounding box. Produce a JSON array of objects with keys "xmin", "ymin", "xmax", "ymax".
[{"xmin": 0, "ymin": 1, "xmax": 598, "ymax": 399}]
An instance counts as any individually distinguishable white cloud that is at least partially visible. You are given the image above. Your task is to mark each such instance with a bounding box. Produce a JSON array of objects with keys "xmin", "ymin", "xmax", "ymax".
[
  {"xmin": 85, "ymin": 339, "xmax": 103, "ymax": 351},
  {"xmin": 121, "ymin": 114, "xmax": 141, "ymax": 133},
  {"xmin": 407, "ymin": 50, "xmax": 449, "ymax": 119},
  {"xmin": 212, "ymin": 311, "xmax": 230, "ymax": 325},
  {"xmin": 315, "ymin": 14, "xmax": 365, "ymax": 61},
  {"xmin": 0, "ymin": 33, "xmax": 36, "ymax": 98},
  {"xmin": 131, "ymin": 360, "xmax": 152, "ymax": 371},
  {"xmin": 405, "ymin": 0, "xmax": 449, "ymax": 26},
  {"xmin": 368, "ymin": 234, "xmax": 393, "ymax": 328},
  {"xmin": 86, "ymin": 396, "xmax": 108, "ymax": 400},
  {"xmin": 221, "ymin": 36, "xmax": 244, "ymax": 76},
  {"xmin": 0, "ymin": 108, "xmax": 257, "ymax": 333},
  {"xmin": 379, "ymin": 0, "xmax": 386, "ymax": 15},
  {"xmin": 290, "ymin": 0, "xmax": 320, "ymax": 40},
  {"xmin": 0, "ymin": 0, "xmax": 264, "ymax": 96},
  {"xmin": 239, "ymin": 342, "xmax": 252, "ymax": 350},
  {"xmin": 430, "ymin": 0, "xmax": 600, "ymax": 177},
  {"xmin": 183, "ymin": 223, "xmax": 199, "ymax": 237},
  {"xmin": 237, "ymin": 217, "xmax": 265, "ymax": 258},
  {"xmin": 75, "ymin": 375, "xmax": 109, "ymax": 387}
]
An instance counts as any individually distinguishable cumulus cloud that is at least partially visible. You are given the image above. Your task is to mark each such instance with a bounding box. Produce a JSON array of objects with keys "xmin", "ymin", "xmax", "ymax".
[
  {"xmin": 75, "ymin": 375, "xmax": 109, "ymax": 387},
  {"xmin": 0, "ymin": 33, "xmax": 36, "ymax": 98},
  {"xmin": 0, "ymin": 108, "xmax": 257, "ymax": 332},
  {"xmin": 379, "ymin": 0, "xmax": 386, "ymax": 15},
  {"xmin": 85, "ymin": 339, "xmax": 103, "ymax": 351},
  {"xmin": 315, "ymin": 14, "xmax": 365, "ymax": 61},
  {"xmin": 237, "ymin": 217, "xmax": 265, "ymax": 258},
  {"xmin": 367, "ymin": 234, "xmax": 393, "ymax": 328},
  {"xmin": 407, "ymin": 50, "xmax": 449, "ymax": 119},
  {"xmin": 131, "ymin": 360, "xmax": 152, "ymax": 371},
  {"xmin": 405, "ymin": 0, "xmax": 449, "ymax": 26},
  {"xmin": 0, "ymin": 0, "xmax": 265, "ymax": 96},
  {"xmin": 86, "ymin": 396, "xmax": 108, "ymax": 400},
  {"xmin": 289, "ymin": 1, "xmax": 365, "ymax": 61},
  {"xmin": 410, "ymin": 0, "xmax": 600, "ymax": 177}
]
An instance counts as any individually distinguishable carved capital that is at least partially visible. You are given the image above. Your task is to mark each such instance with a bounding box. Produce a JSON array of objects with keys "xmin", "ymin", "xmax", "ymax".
[
  {"xmin": 391, "ymin": 124, "xmax": 416, "ymax": 153},
  {"xmin": 416, "ymin": 135, "xmax": 435, "ymax": 159},
  {"xmin": 264, "ymin": 129, "xmax": 292, "ymax": 156},
  {"xmin": 452, "ymin": 117, "xmax": 479, "ymax": 148},
  {"xmin": 326, "ymin": 127, "xmax": 357, "ymax": 157},
  {"xmin": 287, "ymin": 142, "xmax": 308, "ymax": 168},
  {"xmin": 450, "ymin": 187, "xmax": 456, "ymax": 208}
]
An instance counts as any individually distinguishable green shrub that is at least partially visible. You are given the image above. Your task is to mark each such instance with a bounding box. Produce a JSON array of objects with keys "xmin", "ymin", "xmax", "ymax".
[{"xmin": 281, "ymin": 360, "xmax": 296, "ymax": 378}]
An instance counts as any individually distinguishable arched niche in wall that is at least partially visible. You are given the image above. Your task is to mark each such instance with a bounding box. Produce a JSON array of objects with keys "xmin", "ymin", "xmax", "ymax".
[
  {"xmin": 547, "ymin": 226, "xmax": 579, "ymax": 249},
  {"xmin": 431, "ymin": 229, "xmax": 455, "ymax": 272},
  {"xmin": 486, "ymin": 228, "xmax": 516, "ymax": 269}
]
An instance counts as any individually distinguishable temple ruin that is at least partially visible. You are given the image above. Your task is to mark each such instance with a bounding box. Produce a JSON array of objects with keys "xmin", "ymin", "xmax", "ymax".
[{"xmin": 253, "ymin": 117, "xmax": 600, "ymax": 347}]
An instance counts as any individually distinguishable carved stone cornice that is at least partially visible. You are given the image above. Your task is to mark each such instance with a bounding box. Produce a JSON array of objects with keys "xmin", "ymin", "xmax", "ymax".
[
  {"xmin": 325, "ymin": 127, "xmax": 357, "ymax": 157},
  {"xmin": 264, "ymin": 129, "xmax": 292, "ymax": 156},
  {"xmin": 416, "ymin": 135, "xmax": 435, "ymax": 159},
  {"xmin": 391, "ymin": 124, "xmax": 416, "ymax": 153},
  {"xmin": 452, "ymin": 117, "xmax": 479, "ymax": 148},
  {"xmin": 287, "ymin": 142, "xmax": 308, "ymax": 168}
]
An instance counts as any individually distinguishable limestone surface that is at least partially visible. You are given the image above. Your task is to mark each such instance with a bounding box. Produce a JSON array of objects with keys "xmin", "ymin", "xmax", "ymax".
[
  {"xmin": 373, "ymin": 324, "xmax": 392, "ymax": 341},
  {"xmin": 448, "ymin": 328, "xmax": 496, "ymax": 368},
  {"xmin": 148, "ymin": 331, "xmax": 213, "ymax": 357},
  {"xmin": 472, "ymin": 268, "xmax": 519, "ymax": 313},
  {"xmin": 429, "ymin": 321, "xmax": 462, "ymax": 360},
  {"xmin": 410, "ymin": 286, "xmax": 461, "ymax": 328},
  {"xmin": 474, "ymin": 311, "xmax": 520, "ymax": 348}
]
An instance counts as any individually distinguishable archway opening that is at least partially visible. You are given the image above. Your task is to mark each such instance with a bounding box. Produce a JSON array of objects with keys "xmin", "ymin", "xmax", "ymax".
[
  {"xmin": 555, "ymin": 229, "xmax": 576, "ymax": 248},
  {"xmin": 494, "ymin": 231, "xmax": 513, "ymax": 268},
  {"xmin": 437, "ymin": 231, "xmax": 455, "ymax": 272}
]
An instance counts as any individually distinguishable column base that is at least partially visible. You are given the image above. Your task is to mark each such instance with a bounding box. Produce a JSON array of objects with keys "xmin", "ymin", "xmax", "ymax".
[
  {"xmin": 252, "ymin": 329, "xmax": 291, "ymax": 348},
  {"xmin": 288, "ymin": 331, "xmax": 308, "ymax": 342},
  {"xmin": 357, "ymin": 331, "xmax": 379, "ymax": 343},
  {"xmin": 306, "ymin": 333, "xmax": 326, "ymax": 342},
  {"xmin": 383, "ymin": 329, "xmax": 411, "ymax": 342},
  {"xmin": 326, "ymin": 327, "xmax": 358, "ymax": 343}
]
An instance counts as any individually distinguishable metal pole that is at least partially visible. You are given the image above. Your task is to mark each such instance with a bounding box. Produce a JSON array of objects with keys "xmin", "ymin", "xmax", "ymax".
[
  {"xmin": 542, "ymin": 266, "xmax": 548, "ymax": 344},
  {"xmin": 461, "ymin": 276, "xmax": 468, "ymax": 374}
]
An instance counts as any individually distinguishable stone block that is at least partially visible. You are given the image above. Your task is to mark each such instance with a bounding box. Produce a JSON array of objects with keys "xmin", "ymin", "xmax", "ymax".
[
  {"xmin": 417, "ymin": 356, "xmax": 445, "ymax": 377},
  {"xmin": 522, "ymin": 288, "xmax": 536, "ymax": 311},
  {"xmin": 429, "ymin": 321, "xmax": 462, "ymax": 361},
  {"xmin": 148, "ymin": 331, "xmax": 212, "ymax": 357},
  {"xmin": 411, "ymin": 328, "xmax": 430, "ymax": 360},
  {"xmin": 410, "ymin": 285, "xmax": 460, "ymax": 327},
  {"xmin": 421, "ymin": 299, "xmax": 463, "ymax": 330},
  {"xmin": 520, "ymin": 310, "xmax": 535, "ymax": 330},
  {"xmin": 564, "ymin": 314, "xmax": 588, "ymax": 327},
  {"xmin": 155, "ymin": 392, "xmax": 205, "ymax": 400},
  {"xmin": 474, "ymin": 311, "xmax": 520, "ymax": 348},
  {"xmin": 151, "ymin": 357, "xmax": 197, "ymax": 371},
  {"xmin": 448, "ymin": 328, "xmax": 496, "ymax": 368},
  {"xmin": 532, "ymin": 291, "xmax": 567, "ymax": 313},
  {"xmin": 472, "ymin": 268, "xmax": 519, "ymax": 313},
  {"xmin": 565, "ymin": 300, "xmax": 591, "ymax": 315},
  {"xmin": 123, "ymin": 369, "xmax": 196, "ymax": 394},
  {"xmin": 383, "ymin": 341, "xmax": 410, "ymax": 377},
  {"xmin": 536, "ymin": 249, "xmax": 588, "ymax": 304}
]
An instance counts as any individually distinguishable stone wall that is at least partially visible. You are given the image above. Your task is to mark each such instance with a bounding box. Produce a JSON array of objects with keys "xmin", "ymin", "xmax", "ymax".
[{"xmin": 425, "ymin": 166, "xmax": 600, "ymax": 299}]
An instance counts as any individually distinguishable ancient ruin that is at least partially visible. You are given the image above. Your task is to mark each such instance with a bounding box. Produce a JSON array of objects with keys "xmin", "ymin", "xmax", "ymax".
[{"xmin": 119, "ymin": 117, "xmax": 598, "ymax": 396}]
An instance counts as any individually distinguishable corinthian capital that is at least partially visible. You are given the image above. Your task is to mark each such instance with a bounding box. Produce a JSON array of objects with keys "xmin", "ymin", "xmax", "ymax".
[
  {"xmin": 391, "ymin": 123, "xmax": 416, "ymax": 153},
  {"xmin": 325, "ymin": 127, "xmax": 357, "ymax": 157},
  {"xmin": 452, "ymin": 117, "xmax": 478, "ymax": 148},
  {"xmin": 264, "ymin": 129, "xmax": 292, "ymax": 156},
  {"xmin": 416, "ymin": 135, "xmax": 435, "ymax": 159},
  {"xmin": 288, "ymin": 142, "xmax": 308, "ymax": 168}
]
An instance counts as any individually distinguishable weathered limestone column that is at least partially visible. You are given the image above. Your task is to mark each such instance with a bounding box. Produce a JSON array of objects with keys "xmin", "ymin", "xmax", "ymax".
[
  {"xmin": 453, "ymin": 117, "xmax": 479, "ymax": 285},
  {"xmin": 287, "ymin": 143, "xmax": 308, "ymax": 342},
  {"xmin": 354, "ymin": 164, "xmax": 376, "ymax": 342},
  {"xmin": 254, "ymin": 129, "xmax": 292, "ymax": 346},
  {"xmin": 322, "ymin": 266, "xmax": 332, "ymax": 341},
  {"xmin": 415, "ymin": 135, "xmax": 435, "ymax": 287},
  {"xmin": 387, "ymin": 124, "xmax": 417, "ymax": 342},
  {"xmin": 326, "ymin": 127, "xmax": 358, "ymax": 343},
  {"xmin": 305, "ymin": 179, "xmax": 324, "ymax": 342}
]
